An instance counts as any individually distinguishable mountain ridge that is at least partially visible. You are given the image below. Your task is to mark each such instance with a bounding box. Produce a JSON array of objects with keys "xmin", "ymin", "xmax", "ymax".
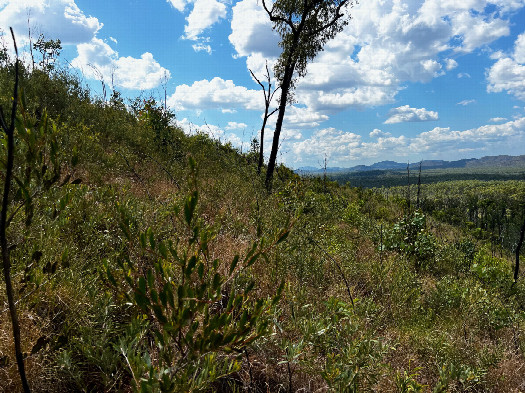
[{"xmin": 296, "ymin": 154, "xmax": 525, "ymax": 174}]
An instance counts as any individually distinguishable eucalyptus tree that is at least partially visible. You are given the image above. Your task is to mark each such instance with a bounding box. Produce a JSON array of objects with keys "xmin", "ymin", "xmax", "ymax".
[{"xmin": 262, "ymin": 0, "xmax": 354, "ymax": 190}]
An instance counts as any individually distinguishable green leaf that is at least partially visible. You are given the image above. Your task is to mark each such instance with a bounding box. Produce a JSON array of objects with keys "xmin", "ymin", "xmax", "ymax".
[
  {"xmin": 212, "ymin": 273, "xmax": 221, "ymax": 291},
  {"xmin": 134, "ymin": 291, "xmax": 150, "ymax": 311},
  {"xmin": 158, "ymin": 241, "xmax": 168, "ymax": 259},
  {"xmin": 246, "ymin": 252, "xmax": 261, "ymax": 268},
  {"xmin": 138, "ymin": 276, "xmax": 147, "ymax": 294},
  {"xmin": 184, "ymin": 191, "xmax": 198, "ymax": 226},
  {"xmin": 197, "ymin": 262, "xmax": 204, "ymax": 279},
  {"xmin": 186, "ymin": 255, "xmax": 197, "ymax": 277},
  {"xmin": 140, "ymin": 233, "xmax": 146, "ymax": 249},
  {"xmin": 276, "ymin": 230, "xmax": 289, "ymax": 245},
  {"xmin": 147, "ymin": 269, "xmax": 154, "ymax": 289},
  {"xmin": 71, "ymin": 146, "xmax": 79, "ymax": 167},
  {"xmin": 152, "ymin": 304, "xmax": 167, "ymax": 324},
  {"xmin": 229, "ymin": 255, "xmax": 239, "ymax": 275},
  {"xmin": 147, "ymin": 227, "xmax": 155, "ymax": 249},
  {"xmin": 105, "ymin": 262, "xmax": 117, "ymax": 287},
  {"xmin": 150, "ymin": 289, "xmax": 158, "ymax": 303}
]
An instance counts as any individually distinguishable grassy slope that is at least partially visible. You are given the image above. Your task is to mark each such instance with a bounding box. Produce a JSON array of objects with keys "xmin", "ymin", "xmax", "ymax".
[{"xmin": 0, "ymin": 65, "xmax": 524, "ymax": 392}]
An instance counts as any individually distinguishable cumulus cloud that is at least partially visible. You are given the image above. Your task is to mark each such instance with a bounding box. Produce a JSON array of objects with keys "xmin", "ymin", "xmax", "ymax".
[
  {"xmin": 489, "ymin": 117, "xmax": 507, "ymax": 123},
  {"xmin": 228, "ymin": 0, "xmax": 521, "ymax": 117},
  {"xmin": 445, "ymin": 58, "xmax": 458, "ymax": 70},
  {"xmin": 369, "ymin": 129, "xmax": 391, "ymax": 138},
  {"xmin": 288, "ymin": 117, "xmax": 525, "ymax": 167},
  {"xmin": 284, "ymin": 106, "xmax": 329, "ymax": 128},
  {"xmin": 167, "ymin": 0, "xmax": 187, "ymax": 12},
  {"xmin": 451, "ymin": 11, "xmax": 510, "ymax": 53},
  {"xmin": 229, "ymin": 0, "xmax": 280, "ymax": 58},
  {"xmin": 0, "ymin": 0, "xmax": 102, "ymax": 45},
  {"xmin": 225, "ymin": 121, "xmax": 247, "ymax": 130},
  {"xmin": 0, "ymin": 1, "xmax": 170, "ymax": 91},
  {"xmin": 487, "ymin": 32, "xmax": 525, "ymax": 100},
  {"xmin": 177, "ymin": 118, "xmax": 244, "ymax": 147},
  {"xmin": 409, "ymin": 117, "xmax": 525, "ymax": 154},
  {"xmin": 71, "ymin": 38, "xmax": 170, "ymax": 90},
  {"xmin": 384, "ymin": 105, "xmax": 439, "ymax": 124},
  {"xmin": 292, "ymin": 128, "xmax": 362, "ymax": 161},
  {"xmin": 167, "ymin": 77, "xmax": 262, "ymax": 111},
  {"xmin": 184, "ymin": 0, "xmax": 226, "ymax": 41}
]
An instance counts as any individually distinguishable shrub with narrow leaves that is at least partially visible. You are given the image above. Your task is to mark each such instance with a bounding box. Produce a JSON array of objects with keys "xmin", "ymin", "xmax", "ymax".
[{"xmin": 107, "ymin": 158, "xmax": 286, "ymax": 392}]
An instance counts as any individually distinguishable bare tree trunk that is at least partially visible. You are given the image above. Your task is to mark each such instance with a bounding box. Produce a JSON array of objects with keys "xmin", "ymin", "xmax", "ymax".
[
  {"xmin": 265, "ymin": 62, "xmax": 294, "ymax": 191},
  {"xmin": 416, "ymin": 161, "xmax": 422, "ymax": 210},
  {"xmin": 515, "ymin": 214, "xmax": 525, "ymax": 282},
  {"xmin": 0, "ymin": 28, "xmax": 31, "ymax": 393},
  {"xmin": 258, "ymin": 112, "xmax": 269, "ymax": 174},
  {"xmin": 406, "ymin": 162, "xmax": 411, "ymax": 213},
  {"xmin": 250, "ymin": 64, "xmax": 278, "ymax": 175}
]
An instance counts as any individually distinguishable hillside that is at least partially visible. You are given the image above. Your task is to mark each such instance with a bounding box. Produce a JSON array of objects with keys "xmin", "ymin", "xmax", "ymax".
[{"xmin": 1, "ymin": 60, "xmax": 525, "ymax": 393}]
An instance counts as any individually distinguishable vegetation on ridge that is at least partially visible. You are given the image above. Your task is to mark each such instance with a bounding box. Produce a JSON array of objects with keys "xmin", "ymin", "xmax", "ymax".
[{"xmin": 1, "ymin": 38, "xmax": 525, "ymax": 393}]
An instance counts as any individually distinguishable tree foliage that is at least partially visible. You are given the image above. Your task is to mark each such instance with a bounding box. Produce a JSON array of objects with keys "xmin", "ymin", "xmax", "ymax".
[{"xmin": 262, "ymin": 0, "xmax": 354, "ymax": 190}]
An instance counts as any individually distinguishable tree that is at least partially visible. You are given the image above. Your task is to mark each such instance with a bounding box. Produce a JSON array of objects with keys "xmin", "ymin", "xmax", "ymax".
[
  {"xmin": 249, "ymin": 62, "xmax": 279, "ymax": 174},
  {"xmin": 33, "ymin": 34, "xmax": 61, "ymax": 72},
  {"xmin": 1, "ymin": 29, "xmax": 73, "ymax": 393},
  {"xmin": 262, "ymin": 0, "xmax": 353, "ymax": 190}
]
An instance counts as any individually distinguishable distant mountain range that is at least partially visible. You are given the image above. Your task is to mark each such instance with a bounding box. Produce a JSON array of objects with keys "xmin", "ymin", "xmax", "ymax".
[{"xmin": 296, "ymin": 155, "xmax": 525, "ymax": 174}]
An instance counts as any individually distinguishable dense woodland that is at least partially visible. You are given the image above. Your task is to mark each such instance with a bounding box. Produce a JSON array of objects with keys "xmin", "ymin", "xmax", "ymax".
[{"xmin": 2, "ymin": 45, "xmax": 525, "ymax": 393}]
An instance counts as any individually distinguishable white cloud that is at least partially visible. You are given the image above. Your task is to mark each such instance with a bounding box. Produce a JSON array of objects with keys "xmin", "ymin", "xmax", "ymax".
[
  {"xmin": 292, "ymin": 128, "xmax": 362, "ymax": 161},
  {"xmin": 487, "ymin": 33, "xmax": 525, "ymax": 100},
  {"xmin": 451, "ymin": 11, "xmax": 510, "ymax": 53},
  {"xmin": 167, "ymin": 0, "xmax": 187, "ymax": 12},
  {"xmin": 0, "ymin": 1, "xmax": 170, "ymax": 91},
  {"xmin": 192, "ymin": 43, "xmax": 212, "ymax": 54},
  {"xmin": 168, "ymin": 77, "xmax": 262, "ymax": 111},
  {"xmin": 384, "ymin": 105, "xmax": 439, "ymax": 124},
  {"xmin": 409, "ymin": 117, "xmax": 525, "ymax": 153},
  {"xmin": 229, "ymin": 0, "xmax": 280, "ymax": 58},
  {"xmin": 457, "ymin": 99, "xmax": 476, "ymax": 106},
  {"xmin": 458, "ymin": 72, "xmax": 471, "ymax": 78},
  {"xmin": 288, "ymin": 117, "xmax": 525, "ymax": 167},
  {"xmin": 225, "ymin": 121, "xmax": 247, "ymax": 130},
  {"xmin": 71, "ymin": 38, "xmax": 170, "ymax": 90},
  {"xmin": 285, "ymin": 106, "xmax": 329, "ymax": 128},
  {"xmin": 369, "ymin": 129, "xmax": 391, "ymax": 138},
  {"xmin": 489, "ymin": 117, "xmax": 507, "ymax": 123},
  {"xmin": 0, "ymin": 0, "xmax": 102, "ymax": 45},
  {"xmin": 515, "ymin": 33, "xmax": 525, "ymax": 64},
  {"xmin": 114, "ymin": 53, "xmax": 170, "ymax": 90},
  {"xmin": 229, "ymin": 0, "xmax": 521, "ymax": 117},
  {"xmin": 184, "ymin": 0, "xmax": 226, "ymax": 41},
  {"xmin": 445, "ymin": 58, "xmax": 458, "ymax": 70},
  {"xmin": 177, "ymin": 118, "xmax": 244, "ymax": 147}
]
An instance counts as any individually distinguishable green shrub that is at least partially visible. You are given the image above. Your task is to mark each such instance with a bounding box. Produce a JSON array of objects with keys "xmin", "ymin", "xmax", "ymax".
[{"xmin": 106, "ymin": 160, "xmax": 286, "ymax": 392}]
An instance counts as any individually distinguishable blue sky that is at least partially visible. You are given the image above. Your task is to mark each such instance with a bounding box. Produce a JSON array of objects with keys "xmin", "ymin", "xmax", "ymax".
[{"xmin": 1, "ymin": 0, "xmax": 525, "ymax": 168}]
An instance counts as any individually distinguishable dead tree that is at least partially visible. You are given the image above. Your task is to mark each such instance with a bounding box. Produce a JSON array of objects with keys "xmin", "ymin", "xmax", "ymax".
[{"xmin": 249, "ymin": 62, "xmax": 279, "ymax": 174}]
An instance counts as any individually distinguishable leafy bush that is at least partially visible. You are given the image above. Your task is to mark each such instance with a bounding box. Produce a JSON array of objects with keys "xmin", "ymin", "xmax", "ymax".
[
  {"xmin": 384, "ymin": 212, "xmax": 436, "ymax": 269},
  {"xmin": 106, "ymin": 159, "xmax": 286, "ymax": 392}
]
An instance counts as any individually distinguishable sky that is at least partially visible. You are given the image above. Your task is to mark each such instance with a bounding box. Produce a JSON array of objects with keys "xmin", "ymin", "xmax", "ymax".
[{"xmin": 1, "ymin": 0, "xmax": 525, "ymax": 169}]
